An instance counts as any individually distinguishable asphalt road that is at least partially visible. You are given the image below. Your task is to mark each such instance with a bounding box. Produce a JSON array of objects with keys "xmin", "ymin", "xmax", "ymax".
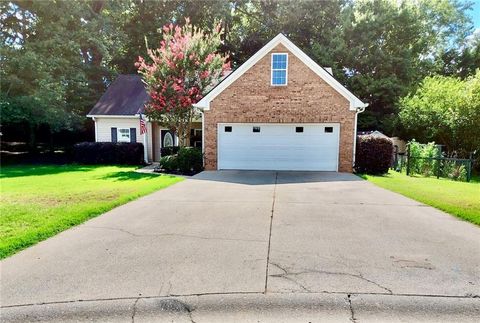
[{"xmin": 1, "ymin": 171, "xmax": 479, "ymax": 322}]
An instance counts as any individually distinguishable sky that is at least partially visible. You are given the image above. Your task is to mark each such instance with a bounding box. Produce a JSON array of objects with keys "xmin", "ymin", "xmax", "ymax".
[{"xmin": 472, "ymin": 0, "xmax": 480, "ymax": 29}]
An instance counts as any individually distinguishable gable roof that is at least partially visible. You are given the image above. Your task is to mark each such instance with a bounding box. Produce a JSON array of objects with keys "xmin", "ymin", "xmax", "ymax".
[
  {"xmin": 193, "ymin": 33, "xmax": 368, "ymax": 111},
  {"xmin": 87, "ymin": 74, "xmax": 149, "ymax": 116}
]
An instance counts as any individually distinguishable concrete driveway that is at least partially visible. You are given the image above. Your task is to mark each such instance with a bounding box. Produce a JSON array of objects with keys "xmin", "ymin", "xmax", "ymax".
[{"xmin": 2, "ymin": 171, "xmax": 479, "ymax": 322}]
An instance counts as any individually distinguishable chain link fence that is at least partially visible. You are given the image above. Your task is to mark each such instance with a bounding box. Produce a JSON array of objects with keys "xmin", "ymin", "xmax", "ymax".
[{"xmin": 393, "ymin": 141, "xmax": 474, "ymax": 182}]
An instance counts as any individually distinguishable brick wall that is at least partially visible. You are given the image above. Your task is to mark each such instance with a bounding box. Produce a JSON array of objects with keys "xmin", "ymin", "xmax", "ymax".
[{"xmin": 203, "ymin": 44, "xmax": 356, "ymax": 172}]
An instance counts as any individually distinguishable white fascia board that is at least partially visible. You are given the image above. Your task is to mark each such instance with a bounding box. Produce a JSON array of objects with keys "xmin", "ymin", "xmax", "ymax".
[
  {"xmin": 87, "ymin": 114, "xmax": 140, "ymax": 118},
  {"xmin": 193, "ymin": 33, "xmax": 367, "ymax": 111}
]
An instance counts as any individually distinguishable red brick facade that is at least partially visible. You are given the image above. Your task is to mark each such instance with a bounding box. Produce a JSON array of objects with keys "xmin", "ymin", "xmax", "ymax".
[{"xmin": 203, "ymin": 44, "xmax": 356, "ymax": 172}]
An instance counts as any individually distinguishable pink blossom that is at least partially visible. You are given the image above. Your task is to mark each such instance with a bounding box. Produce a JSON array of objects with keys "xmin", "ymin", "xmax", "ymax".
[
  {"xmin": 200, "ymin": 70, "xmax": 210, "ymax": 79},
  {"xmin": 205, "ymin": 53, "xmax": 214, "ymax": 64}
]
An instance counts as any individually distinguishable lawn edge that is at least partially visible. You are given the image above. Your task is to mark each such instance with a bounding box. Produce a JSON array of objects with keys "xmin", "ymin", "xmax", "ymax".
[
  {"xmin": 0, "ymin": 169, "xmax": 183, "ymax": 259},
  {"xmin": 358, "ymin": 173, "xmax": 480, "ymax": 227}
]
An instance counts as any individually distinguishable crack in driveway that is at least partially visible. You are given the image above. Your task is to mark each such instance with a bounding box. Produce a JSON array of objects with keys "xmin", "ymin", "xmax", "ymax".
[
  {"xmin": 83, "ymin": 226, "xmax": 266, "ymax": 243},
  {"xmin": 131, "ymin": 297, "xmax": 140, "ymax": 323},
  {"xmin": 269, "ymin": 262, "xmax": 393, "ymax": 294},
  {"xmin": 346, "ymin": 294, "xmax": 357, "ymax": 322},
  {"xmin": 264, "ymin": 172, "xmax": 278, "ymax": 293}
]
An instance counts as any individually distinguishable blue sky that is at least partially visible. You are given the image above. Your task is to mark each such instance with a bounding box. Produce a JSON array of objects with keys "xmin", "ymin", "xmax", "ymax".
[{"xmin": 471, "ymin": 0, "xmax": 480, "ymax": 28}]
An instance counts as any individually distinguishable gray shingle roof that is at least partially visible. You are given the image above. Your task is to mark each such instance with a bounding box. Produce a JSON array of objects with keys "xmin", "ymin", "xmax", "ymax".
[{"xmin": 88, "ymin": 75, "xmax": 149, "ymax": 116}]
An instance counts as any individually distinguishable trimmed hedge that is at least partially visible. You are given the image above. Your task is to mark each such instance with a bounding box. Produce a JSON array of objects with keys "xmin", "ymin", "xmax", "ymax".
[
  {"xmin": 73, "ymin": 142, "xmax": 144, "ymax": 165},
  {"xmin": 355, "ymin": 135, "xmax": 393, "ymax": 174}
]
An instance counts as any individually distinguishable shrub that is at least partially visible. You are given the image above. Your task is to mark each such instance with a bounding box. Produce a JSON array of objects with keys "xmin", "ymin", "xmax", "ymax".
[
  {"xmin": 160, "ymin": 146, "xmax": 180, "ymax": 156},
  {"xmin": 355, "ymin": 135, "xmax": 393, "ymax": 174},
  {"xmin": 159, "ymin": 155, "xmax": 178, "ymax": 171},
  {"xmin": 177, "ymin": 147, "xmax": 203, "ymax": 173},
  {"xmin": 442, "ymin": 161, "xmax": 467, "ymax": 181},
  {"xmin": 408, "ymin": 140, "xmax": 440, "ymax": 176},
  {"xmin": 73, "ymin": 142, "xmax": 144, "ymax": 165}
]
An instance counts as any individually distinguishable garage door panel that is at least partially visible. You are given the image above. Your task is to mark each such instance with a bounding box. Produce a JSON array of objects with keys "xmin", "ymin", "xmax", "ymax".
[{"xmin": 218, "ymin": 124, "xmax": 339, "ymax": 171}]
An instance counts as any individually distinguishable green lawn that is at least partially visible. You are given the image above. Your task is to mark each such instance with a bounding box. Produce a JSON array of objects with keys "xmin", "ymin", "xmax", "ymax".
[
  {"xmin": 0, "ymin": 165, "xmax": 182, "ymax": 259},
  {"xmin": 361, "ymin": 171, "xmax": 480, "ymax": 225}
]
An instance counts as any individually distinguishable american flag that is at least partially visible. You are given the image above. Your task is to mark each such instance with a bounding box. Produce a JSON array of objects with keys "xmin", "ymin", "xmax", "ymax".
[{"xmin": 139, "ymin": 113, "xmax": 147, "ymax": 134}]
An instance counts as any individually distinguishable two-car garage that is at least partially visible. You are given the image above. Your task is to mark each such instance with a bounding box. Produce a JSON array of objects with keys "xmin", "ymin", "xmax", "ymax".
[{"xmin": 217, "ymin": 123, "xmax": 340, "ymax": 171}]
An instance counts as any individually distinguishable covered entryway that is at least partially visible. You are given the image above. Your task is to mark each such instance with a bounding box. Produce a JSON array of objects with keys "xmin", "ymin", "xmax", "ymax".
[{"xmin": 217, "ymin": 123, "xmax": 340, "ymax": 171}]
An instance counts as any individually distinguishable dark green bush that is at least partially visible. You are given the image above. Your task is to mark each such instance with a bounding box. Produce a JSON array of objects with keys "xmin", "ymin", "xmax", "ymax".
[
  {"xmin": 158, "ymin": 147, "xmax": 203, "ymax": 174},
  {"xmin": 73, "ymin": 142, "xmax": 144, "ymax": 165},
  {"xmin": 160, "ymin": 146, "xmax": 180, "ymax": 156},
  {"xmin": 177, "ymin": 147, "xmax": 203, "ymax": 173},
  {"xmin": 355, "ymin": 135, "xmax": 393, "ymax": 174},
  {"xmin": 159, "ymin": 155, "xmax": 178, "ymax": 171}
]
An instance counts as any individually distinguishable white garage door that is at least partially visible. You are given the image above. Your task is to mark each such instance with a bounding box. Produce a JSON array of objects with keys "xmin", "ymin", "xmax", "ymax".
[{"xmin": 217, "ymin": 123, "xmax": 340, "ymax": 171}]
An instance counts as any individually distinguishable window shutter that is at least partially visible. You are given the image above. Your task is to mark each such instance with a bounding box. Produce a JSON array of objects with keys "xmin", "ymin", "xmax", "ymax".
[
  {"xmin": 130, "ymin": 128, "xmax": 136, "ymax": 143},
  {"xmin": 111, "ymin": 128, "xmax": 117, "ymax": 142}
]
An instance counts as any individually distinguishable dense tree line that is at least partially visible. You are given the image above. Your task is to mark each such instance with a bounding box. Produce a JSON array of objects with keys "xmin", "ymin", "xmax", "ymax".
[{"xmin": 1, "ymin": 0, "xmax": 478, "ymax": 150}]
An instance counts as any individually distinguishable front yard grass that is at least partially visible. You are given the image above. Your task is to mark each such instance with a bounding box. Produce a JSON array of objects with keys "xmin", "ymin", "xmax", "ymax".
[
  {"xmin": 361, "ymin": 171, "xmax": 479, "ymax": 225},
  {"xmin": 0, "ymin": 165, "xmax": 182, "ymax": 259}
]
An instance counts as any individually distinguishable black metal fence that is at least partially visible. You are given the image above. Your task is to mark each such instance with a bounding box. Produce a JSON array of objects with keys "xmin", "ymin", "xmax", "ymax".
[{"xmin": 401, "ymin": 143, "xmax": 474, "ymax": 182}]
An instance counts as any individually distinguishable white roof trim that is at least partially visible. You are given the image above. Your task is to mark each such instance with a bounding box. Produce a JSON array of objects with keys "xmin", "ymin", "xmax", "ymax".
[
  {"xmin": 87, "ymin": 114, "xmax": 140, "ymax": 118},
  {"xmin": 193, "ymin": 33, "xmax": 367, "ymax": 111}
]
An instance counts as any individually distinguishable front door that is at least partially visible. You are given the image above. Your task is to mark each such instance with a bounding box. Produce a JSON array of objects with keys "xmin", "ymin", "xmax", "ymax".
[{"xmin": 161, "ymin": 130, "xmax": 174, "ymax": 147}]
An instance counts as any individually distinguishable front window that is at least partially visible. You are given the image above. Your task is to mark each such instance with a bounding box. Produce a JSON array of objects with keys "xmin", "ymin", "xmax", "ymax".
[
  {"xmin": 117, "ymin": 128, "xmax": 131, "ymax": 142},
  {"xmin": 271, "ymin": 53, "xmax": 288, "ymax": 86}
]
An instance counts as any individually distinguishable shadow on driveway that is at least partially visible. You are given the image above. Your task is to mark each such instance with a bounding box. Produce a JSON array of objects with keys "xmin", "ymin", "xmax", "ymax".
[{"xmin": 192, "ymin": 170, "xmax": 364, "ymax": 185}]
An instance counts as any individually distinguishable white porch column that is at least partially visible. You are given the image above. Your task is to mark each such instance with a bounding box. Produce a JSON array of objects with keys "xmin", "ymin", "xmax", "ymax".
[{"xmin": 143, "ymin": 123, "xmax": 149, "ymax": 164}]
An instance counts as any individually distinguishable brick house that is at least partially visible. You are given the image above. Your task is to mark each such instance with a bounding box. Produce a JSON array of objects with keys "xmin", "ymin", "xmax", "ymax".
[{"xmin": 88, "ymin": 34, "xmax": 367, "ymax": 172}]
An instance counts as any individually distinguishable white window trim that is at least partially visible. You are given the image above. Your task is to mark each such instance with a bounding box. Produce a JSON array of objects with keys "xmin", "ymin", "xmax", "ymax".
[
  {"xmin": 117, "ymin": 128, "xmax": 131, "ymax": 143},
  {"xmin": 271, "ymin": 53, "xmax": 288, "ymax": 86}
]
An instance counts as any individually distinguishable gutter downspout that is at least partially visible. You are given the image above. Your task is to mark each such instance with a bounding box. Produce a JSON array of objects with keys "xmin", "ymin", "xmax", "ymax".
[
  {"xmin": 92, "ymin": 116, "xmax": 98, "ymax": 142},
  {"xmin": 201, "ymin": 110, "xmax": 205, "ymax": 167},
  {"xmin": 353, "ymin": 105, "xmax": 367, "ymax": 169}
]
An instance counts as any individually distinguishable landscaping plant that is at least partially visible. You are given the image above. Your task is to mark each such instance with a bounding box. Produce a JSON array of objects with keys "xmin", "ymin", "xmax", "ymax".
[
  {"xmin": 158, "ymin": 147, "xmax": 203, "ymax": 174},
  {"xmin": 159, "ymin": 155, "xmax": 179, "ymax": 172},
  {"xmin": 407, "ymin": 140, "xmax": 440, "ymax": 177},
  {"xmin": 177, "ymin": 147, "xmax": 203, "ymax": 173},
  {"xmin": 136, "ymin": 18, "xmax": 230, "ymax": 147},
  {"xmin": 355, "ymin": 135, "xmax": 393, "ymax": 174}
]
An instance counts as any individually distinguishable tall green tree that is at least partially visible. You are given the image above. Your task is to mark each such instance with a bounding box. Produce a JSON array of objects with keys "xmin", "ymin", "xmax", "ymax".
[
  {"xmin": 398, "ymin": 70, "xmax": 480, "ymax": 154},
  {"xmin": 339, "ymin": 0, "xmax": 474, "ymax": 133},
  {"xmin": 0, "ymin": 0, "xmax": 120, "ymax": 148}
]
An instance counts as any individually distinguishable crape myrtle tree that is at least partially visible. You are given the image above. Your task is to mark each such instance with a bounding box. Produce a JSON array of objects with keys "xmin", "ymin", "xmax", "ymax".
[{"xmin": 136, "ymin": 18, "xmax": 230, "ymax": 147}]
